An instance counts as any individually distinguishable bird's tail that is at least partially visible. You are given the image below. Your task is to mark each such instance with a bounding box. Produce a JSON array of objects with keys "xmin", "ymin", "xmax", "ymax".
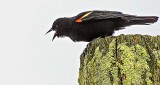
[{"xmin": 127, "ymin": 16, "xmax": 158, "ymax": 26}]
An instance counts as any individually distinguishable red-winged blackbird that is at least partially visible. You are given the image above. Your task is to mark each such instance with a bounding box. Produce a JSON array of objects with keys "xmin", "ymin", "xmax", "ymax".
[{"xmin": 46, "ymin": 10, "xmax": 158, "ymax": 42}]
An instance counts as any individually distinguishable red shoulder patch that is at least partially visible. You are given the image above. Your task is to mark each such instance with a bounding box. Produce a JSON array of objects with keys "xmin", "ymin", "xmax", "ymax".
[
  {"xmin": 75, "ymin": 19, "xmax": 82, "ymax": 23},
  {"xmin": 75, "ymin": 11, "xmax": 92, "ymax": 23}
]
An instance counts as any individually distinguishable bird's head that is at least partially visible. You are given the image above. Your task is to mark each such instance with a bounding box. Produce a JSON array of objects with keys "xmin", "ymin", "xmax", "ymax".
[{"xmin": 46, "ymin": 18, "xmax": 72, "ymax": 41}]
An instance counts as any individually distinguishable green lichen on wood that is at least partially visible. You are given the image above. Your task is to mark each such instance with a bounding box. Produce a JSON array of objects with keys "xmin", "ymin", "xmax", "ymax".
[{"xmin": 78, "ymin": 34, "xmax": 160, "ymax": 85}]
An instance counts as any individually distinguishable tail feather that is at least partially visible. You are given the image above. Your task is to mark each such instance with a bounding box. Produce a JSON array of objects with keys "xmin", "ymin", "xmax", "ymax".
[{"xmin": 127, "ymin": 16, "xmax": 158, "ymax": 25}]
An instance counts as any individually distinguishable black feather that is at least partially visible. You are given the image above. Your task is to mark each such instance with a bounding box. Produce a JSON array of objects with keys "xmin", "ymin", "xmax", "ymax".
[{"xmin": 46, "ymin": 10, "xmax": 159, "ymax": 42}]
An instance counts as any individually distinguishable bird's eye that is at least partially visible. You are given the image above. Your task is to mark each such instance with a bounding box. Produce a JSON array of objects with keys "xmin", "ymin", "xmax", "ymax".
[{"xmin": 56, "ymin": 25, "xmax": 58, "ymax": 28}]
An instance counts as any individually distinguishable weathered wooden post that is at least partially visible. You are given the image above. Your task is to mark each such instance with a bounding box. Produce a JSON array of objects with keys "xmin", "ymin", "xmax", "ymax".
[{"xmin": 78, "ymin": 34, "xmax": 160, "ymax": 85}]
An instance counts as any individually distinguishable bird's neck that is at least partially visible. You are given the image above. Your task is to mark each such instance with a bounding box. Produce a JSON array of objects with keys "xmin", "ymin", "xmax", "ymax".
[{"xmin": 58, "ymin": 17, "xmax": 73, "ymax": 37}]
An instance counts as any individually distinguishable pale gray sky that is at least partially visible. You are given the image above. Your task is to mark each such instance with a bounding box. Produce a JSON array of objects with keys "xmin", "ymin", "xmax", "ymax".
[{"xmin": 0, "ymin": 0, "xmax": 159, "ymax": 85}]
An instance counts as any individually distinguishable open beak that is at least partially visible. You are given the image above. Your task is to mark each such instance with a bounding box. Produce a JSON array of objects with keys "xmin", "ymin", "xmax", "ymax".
[
  {"xmin": 46, "ymin": 28, "xmax": 57, "ymax": 41},
  {"xmin": 52, "ymin": 33, "xmax": 57, "ymax": 41},
  {"xmin": 45, "ymin": 28, "xmax": 52, "ymax": 35}
]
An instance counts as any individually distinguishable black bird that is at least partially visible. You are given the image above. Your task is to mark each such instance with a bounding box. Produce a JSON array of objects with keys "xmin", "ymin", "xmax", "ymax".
[{"xmin": 46, "ymin": 10, "xmax": 158, "ymax": 42}]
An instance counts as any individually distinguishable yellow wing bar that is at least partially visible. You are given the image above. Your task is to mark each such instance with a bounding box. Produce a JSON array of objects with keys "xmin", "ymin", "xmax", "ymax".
[{"xmin": 75, "ymin": 11, "xmax": 93, "ymax": 23}]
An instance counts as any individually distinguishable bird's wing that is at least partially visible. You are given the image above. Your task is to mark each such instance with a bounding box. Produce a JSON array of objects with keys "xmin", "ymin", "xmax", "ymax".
[{"xmin": 74, "ymin": 10, "xmax": 128, "ymax": 23}]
